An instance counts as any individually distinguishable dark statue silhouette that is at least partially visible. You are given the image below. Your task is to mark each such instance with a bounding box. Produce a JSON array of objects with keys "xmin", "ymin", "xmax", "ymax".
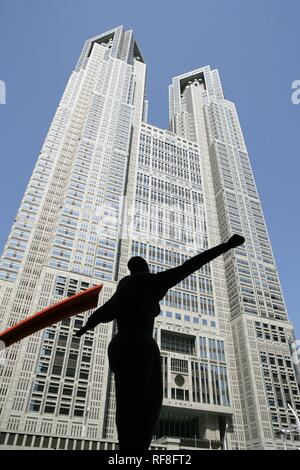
[{"xmin": 75, "ymin": 234, "xmax": 245, "ymax": 450}]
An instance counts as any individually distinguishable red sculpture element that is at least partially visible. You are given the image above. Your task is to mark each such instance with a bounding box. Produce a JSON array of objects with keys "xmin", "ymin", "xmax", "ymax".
[{"xmin": 0, "ymin": 284, "xmax": 103, "ymax": 348}]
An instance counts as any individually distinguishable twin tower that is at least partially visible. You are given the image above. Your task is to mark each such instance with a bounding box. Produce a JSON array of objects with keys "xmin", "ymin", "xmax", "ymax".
[{"xmin": 0, "ymin": 26, "xmax": 299, "ymax": 450}]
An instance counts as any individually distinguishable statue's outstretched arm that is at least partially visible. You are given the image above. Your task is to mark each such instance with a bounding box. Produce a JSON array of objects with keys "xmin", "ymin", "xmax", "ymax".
[
  {"xmin": 75, "ymin": 293, "xmax": 117, "ymax": 337},
  {"xmin": 154, "ymin": 234, "xmax": 245, "ymax": 291}
]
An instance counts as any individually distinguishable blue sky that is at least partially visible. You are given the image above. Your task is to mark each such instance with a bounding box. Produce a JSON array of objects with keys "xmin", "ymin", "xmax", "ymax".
[{"xmin": 0, "ymin": 0, "xmax": 299, "ymax": 336}]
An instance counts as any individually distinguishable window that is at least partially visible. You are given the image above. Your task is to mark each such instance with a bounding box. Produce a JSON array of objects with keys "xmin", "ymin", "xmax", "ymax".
[
  {"xmin": 42, "ymin": 437, "xmax": 50, "ymax": 448},
  {"xmin": 161, "ymin": 331, "xmax": 195, "ymax": 355},
  {"xmin": 29, "ymin": 400, "xmax": 41, "ymax": 412},
  {"xmin": 171, "ymin": 388, "xmax": 189, "ymax": 401},
  {"xmin": 44, "ymin": 404, "xmax": 55, "ymax": 414},
  {"xmin": 59, "ymin": 406, "xmax": 70, "ymax": 416}
]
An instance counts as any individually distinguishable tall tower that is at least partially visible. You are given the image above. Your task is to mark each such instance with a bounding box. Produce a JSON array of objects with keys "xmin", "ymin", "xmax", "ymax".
[
  {"xmin": 169, "ymin": 67, "xmax": 300, "ymax": 448},
  {"xmin": 0, "ymin": 27, "xmax": 299, "ymax": 450},
  {"xmin": 0, "ymin": 26, "xmax": 147, "ymax": 449}
]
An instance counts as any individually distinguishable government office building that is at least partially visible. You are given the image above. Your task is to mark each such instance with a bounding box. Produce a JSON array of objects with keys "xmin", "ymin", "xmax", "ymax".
[{"xmin": 0, "ymin": 26, "xmax": 299, "ymax": 450}]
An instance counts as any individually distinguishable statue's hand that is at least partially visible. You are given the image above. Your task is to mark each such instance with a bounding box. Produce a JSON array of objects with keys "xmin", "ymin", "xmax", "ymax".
[
  {"xmin": 227, "ymin": 234, "xmax": 245, "ymax": 248},
  {"xmin": 74, "ymin": 327, "xmax": 86, "ymax": 338}
]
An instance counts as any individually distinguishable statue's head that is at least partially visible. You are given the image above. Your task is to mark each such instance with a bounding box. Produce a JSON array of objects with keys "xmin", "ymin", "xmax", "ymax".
[{"xmin": 127, "ymin": 256, "xmax": 149, "ymax": 274}]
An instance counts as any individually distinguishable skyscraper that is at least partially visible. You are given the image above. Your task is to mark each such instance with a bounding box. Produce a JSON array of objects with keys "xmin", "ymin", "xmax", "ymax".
[{"xmin": 0, "ymin": 26, "xmax": 299, "ymax": 450}]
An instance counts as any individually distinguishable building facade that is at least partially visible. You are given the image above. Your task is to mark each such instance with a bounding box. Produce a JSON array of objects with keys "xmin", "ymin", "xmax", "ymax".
[{"xmin": 0, "ymin": 26, "xmax": 299, "ymax": 450}]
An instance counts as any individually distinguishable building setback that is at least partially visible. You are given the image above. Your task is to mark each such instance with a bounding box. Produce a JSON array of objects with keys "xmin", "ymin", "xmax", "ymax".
[{"xmin": 0, "ymin": 26, "xmax": 299, "ymax": 450}]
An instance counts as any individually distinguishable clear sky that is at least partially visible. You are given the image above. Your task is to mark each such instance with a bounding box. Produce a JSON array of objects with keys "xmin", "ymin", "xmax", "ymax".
[{"xmin": 0, "ymin": 0, "xmax": 299, "ymax": 337}]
